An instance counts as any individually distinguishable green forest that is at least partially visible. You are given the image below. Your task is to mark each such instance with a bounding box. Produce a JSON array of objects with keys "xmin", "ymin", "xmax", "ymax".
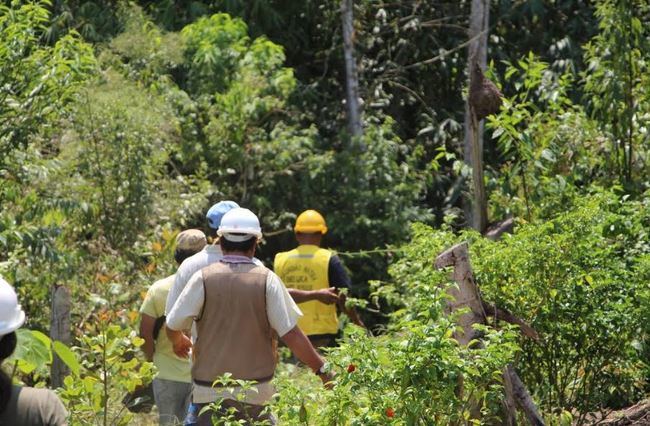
[{"xmin": 0, "ymin": 0, "xmax": 649, "ymax": 424}]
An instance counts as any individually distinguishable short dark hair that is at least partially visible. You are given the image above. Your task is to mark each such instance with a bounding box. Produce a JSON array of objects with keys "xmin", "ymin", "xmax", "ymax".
[
  {"xmin": 0, "ymin": 332, "xmax": 17, "ymax": 361},
  {"xmin": 220, "ymin": 236, "xmax": 257, "ymax": 253},
  {"xmin": 175, "ymin": 248, "xmax": 199, "ymax": 265},
  {"xmin": 0, "ymin": 332, "xmax": 17, "ymax": 413}
]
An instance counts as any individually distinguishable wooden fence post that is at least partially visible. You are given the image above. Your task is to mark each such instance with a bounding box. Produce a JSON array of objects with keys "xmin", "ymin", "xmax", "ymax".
[{"xmin": 50, "ymin": 285, "xmax": 71, "ymax": 388}]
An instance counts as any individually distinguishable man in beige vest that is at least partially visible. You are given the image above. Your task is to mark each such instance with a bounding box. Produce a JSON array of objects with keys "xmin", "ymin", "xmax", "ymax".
[{"xmin": 166, "ymin": 208, "xmax": 332, "ymax": 425}]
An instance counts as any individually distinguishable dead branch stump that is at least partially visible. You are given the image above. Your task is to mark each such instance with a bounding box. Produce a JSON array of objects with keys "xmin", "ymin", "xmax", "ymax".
[
  {"xmin": 50, "ymin": 285, "xmax": 71, "ymax": 388},
  {"xmin": 435, "ymin": 242, "xmax": 544, "ymax": 425}
]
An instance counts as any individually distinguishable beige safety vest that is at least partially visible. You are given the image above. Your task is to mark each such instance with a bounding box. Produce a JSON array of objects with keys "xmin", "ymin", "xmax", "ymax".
[{"xmin": 191, "ymin": 262, "xmax": 277, "ymax": 386}]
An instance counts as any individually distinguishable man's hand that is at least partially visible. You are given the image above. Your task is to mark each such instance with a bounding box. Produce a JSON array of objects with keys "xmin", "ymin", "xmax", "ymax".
[
  {"xmin": 318, "ymin": 371, "xmax": 336, "ymax": 390},
  {"xmin": 167, "ymin": 326, "xmax": 192, "ymax": 358},
  {"xmin": 315, "ymin": 287, "xmax": 340, "ymax": 305},
  {"xmin": 173, "ymin": 333, "xmax": 192, "ymax": 358}
]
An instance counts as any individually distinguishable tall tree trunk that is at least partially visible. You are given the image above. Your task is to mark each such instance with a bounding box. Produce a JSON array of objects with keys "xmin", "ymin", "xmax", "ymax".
[
  {"xmin": 341, "ymin": 0, "xmax": 364, "ymax": 148},
  {"xmin": 463, "ymin": 0, "xmax": 490, "ymax": 232}
]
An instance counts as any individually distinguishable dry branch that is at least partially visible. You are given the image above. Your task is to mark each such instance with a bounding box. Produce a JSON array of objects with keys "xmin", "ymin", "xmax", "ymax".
[
  {"xmin": 600, "ymin": 399, "xmax": 650, "ymax": 425},
  {"xmin": 485, "ymin": 217, "xmax": 515, "ymax": 240},
  {"xmin": 482, "ymin": 300, "xmax": 540, "ymax": 342}
]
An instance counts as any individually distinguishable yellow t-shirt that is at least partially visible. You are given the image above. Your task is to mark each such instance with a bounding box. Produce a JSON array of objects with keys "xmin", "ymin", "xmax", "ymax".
[{"xmin": 139, "ymin": 274, "xmax": 191, "ymax": 383}]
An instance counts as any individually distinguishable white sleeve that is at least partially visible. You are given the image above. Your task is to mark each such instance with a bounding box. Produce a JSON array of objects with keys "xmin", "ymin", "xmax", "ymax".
[
  {"xmin": 166, "ymin": 270, "xmax": 205, "ymax": 331},
  {"xmin": 166, "ymin": 263, "xmax": 190, "ymax": 315},
  {"xmin": 266, "ymin": 271, "xmax": 302, "ymax": 337}
]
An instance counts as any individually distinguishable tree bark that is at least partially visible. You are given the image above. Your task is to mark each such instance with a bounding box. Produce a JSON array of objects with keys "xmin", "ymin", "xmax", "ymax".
[
  {"xmin": 50, "ymin": 285, "xmax": 71, "ymax": 388},
  {"xmin": 506, "ymin": 366, "xmax": 546, "ymax": 426},
  {"xmin": 482, "ymin": 300, "xmax": 540, "ymax": 341},
  {"xmin": 341, "ymin": 0, "xmax": 364, "ymax": 147},
  {"xmin": 485, "ymin": 217, "xmax": 515, "ymax": 241},
  {"xmin": 600, "ymin": 399, "xmax": 650, "ymax": 425},
  {"xmin": 463, "ymin": 0, "xmax": 490, "ymax": 232},
  {"xmin": 434, "ymin": 242, "xmax": 486, "ymax": 346},
  {"xmin": 435, "ymin": 242, "xmax": 545, "ymax": 425}
]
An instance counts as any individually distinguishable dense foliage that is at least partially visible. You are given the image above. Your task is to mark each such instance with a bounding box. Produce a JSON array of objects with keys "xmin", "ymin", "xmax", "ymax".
[{"xmin": 1, "ymin": 0, "xmax": 649, "ymax": 424}]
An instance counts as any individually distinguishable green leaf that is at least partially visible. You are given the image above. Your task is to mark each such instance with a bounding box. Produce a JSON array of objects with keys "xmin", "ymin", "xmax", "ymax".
[
  {"xmin": 299, "ymin": 401, "xmax": 308, "ymax": 424},
  {"xmin": 53, "ymin": 340, "xmax": 81, "ymax": 376},
  {"xmin": 10, "ymin": 329, "xmax": 52, "ymax": 371}
]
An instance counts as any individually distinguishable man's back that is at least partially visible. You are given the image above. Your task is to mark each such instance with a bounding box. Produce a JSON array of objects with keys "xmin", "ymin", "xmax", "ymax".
[
  {"xmin": 193, "ymin": 262, "xmax": 276, "ymax": 384},
  {"xmin": 166, "ymin": 244, "xmax": 263, "ymax": 316},
  {"xmin": 274, "ymin": 245, "xmax": 338, "ymax": 336},
  {"xmin": 140, "ymin": 274, "xmax": 191, "ymax": 382},
  {"xmin": 0, "ymin": 386, "xmax": 67, "ymax": 426}
]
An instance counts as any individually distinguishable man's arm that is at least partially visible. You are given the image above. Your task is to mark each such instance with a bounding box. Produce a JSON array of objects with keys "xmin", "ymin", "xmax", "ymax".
[
  {"xmin": 266, "ymin": 272, "xmax": 333, "ymax": 387},
  {"xmin": 337, "ymin": 292, "xmax": 366, "ymax": 329},
  {"xmin": 165, "ymin": 270, "xmax": 205, "ymax": 357},
  {"xmin": 166, "ymin": 262, "xmax": 194, "ymax": 315},
  {"xmin": 281, "ymin": 326, "xmax": 333, "ymax": 386},
  {"xmin": 329, "ymin": 255, "xmax": 366, "ymax": 328},
  {"xmin": 288, "ymin": 288, "xmax": 339, "ymax": 304},
  {"xmin": 139, "ymin": 314, "xmax": 156, "ymax": 362}
]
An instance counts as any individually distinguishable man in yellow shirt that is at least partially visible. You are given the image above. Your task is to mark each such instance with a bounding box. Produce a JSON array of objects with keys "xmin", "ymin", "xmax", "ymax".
[
  {"xmin": 274, "ymin": 210, "xmax": 364, "ymax": 348},
  {"xmin": 139, "ymin": 229, "xmax": 207, "ymax": 425}
]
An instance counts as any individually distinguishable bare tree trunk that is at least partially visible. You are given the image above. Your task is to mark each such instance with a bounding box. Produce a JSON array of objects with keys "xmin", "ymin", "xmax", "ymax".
[
  {"xmin": 50, "ymin": 285, "xmax": 71, "ymax": 388},
  {"xmin": 463, "ymin": 0, "xmax": 490, "ymax": 232},
  {"xmin": 436, "ymin": 242, "xmax": 545, "ymax": 425},
  {"xmin": 341, "ymin": 0, "xmax": 364, "ymax": 147}
]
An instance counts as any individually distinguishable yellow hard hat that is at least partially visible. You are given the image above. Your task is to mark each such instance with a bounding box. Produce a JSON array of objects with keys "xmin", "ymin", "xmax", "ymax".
[{"xmin": 294, "ymin": 210, "xmax": 328, "ymax": 234}]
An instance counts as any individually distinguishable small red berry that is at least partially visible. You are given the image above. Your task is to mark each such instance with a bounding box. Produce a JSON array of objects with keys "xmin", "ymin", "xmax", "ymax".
[
  {"xmin": 386, "ymin": 407, "xmax": 395, "ymax": 418},
  {"xmin": 347, "ymin": 363, "xmax": 356, "ymax": 373}
]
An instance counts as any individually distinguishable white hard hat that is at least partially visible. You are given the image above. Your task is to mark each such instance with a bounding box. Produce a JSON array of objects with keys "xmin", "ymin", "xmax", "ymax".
[
  {"xmin": 217, "ymin": 208, "xmax": 263, "ymax": 242},
  {"xmin": 0, "ymin": 277, "xmax": 26, "ymax": 337}
]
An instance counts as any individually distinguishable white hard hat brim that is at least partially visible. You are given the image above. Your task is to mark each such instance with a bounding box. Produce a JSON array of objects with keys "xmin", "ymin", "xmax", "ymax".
[{"xmin": 217, "ymin": 227, "xmax": 262, "ymax": 242}]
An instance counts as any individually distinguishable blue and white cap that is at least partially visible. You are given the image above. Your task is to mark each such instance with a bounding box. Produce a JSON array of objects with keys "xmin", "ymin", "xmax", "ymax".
[{"xmin": 206, "ymin": 201, "xmax": 239, "ymax": 229}]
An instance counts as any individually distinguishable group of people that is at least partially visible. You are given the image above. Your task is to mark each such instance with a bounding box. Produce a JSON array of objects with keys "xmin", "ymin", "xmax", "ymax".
[
  {"xmin": 0, "ymin": 201, "xmax": 361, "ymax": 426},
  {"xmin": 139, "ymin": 201, "xmax": 363, "ymax": 425}
]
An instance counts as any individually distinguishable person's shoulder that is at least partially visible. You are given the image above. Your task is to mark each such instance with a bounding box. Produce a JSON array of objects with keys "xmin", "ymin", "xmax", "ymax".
[
  {"xmin": 274, "ymin": 248, "xmax": 292, "ymax": 257},
  {"xmin": 179, "ymin": 249, "xmax": 207, "ymax": 268},
  {"xmin": 180, "ymin": 246, "xmax": 222, "ymax": 272},
  {"xmin": 11, "ymin": 386, "xmax": 67, "ymax": 424},
  {"xmin": 151, "ymin": 274, "xmax": 175, "ymax": 291},
  {"xmin": 328, "ymin": 252, "xmax": 341, "ymax": 262},
  {"xmin": 317, "ymin": 247, "xmax": 334, "ymax": 259},
  {"xmin": 15, "ymin": 385, "xmax": 59, "ymax": 400}
]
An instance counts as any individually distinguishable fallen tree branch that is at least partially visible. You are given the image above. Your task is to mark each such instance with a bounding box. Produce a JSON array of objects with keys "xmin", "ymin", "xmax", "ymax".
[
  {"xmin": 507, "ymin": 366, "xmax": 545, "ymax": 426},
  {"xmin": 484, "ymin": 217, "xmax": 515, "ymax": 241},
  {"xmin": 482, "ymin": 300, "xmax": 540, "ymax": 342},
  {"xmin": 600, "ymin": 399, "xmax": 650, "ymax": 425}
]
